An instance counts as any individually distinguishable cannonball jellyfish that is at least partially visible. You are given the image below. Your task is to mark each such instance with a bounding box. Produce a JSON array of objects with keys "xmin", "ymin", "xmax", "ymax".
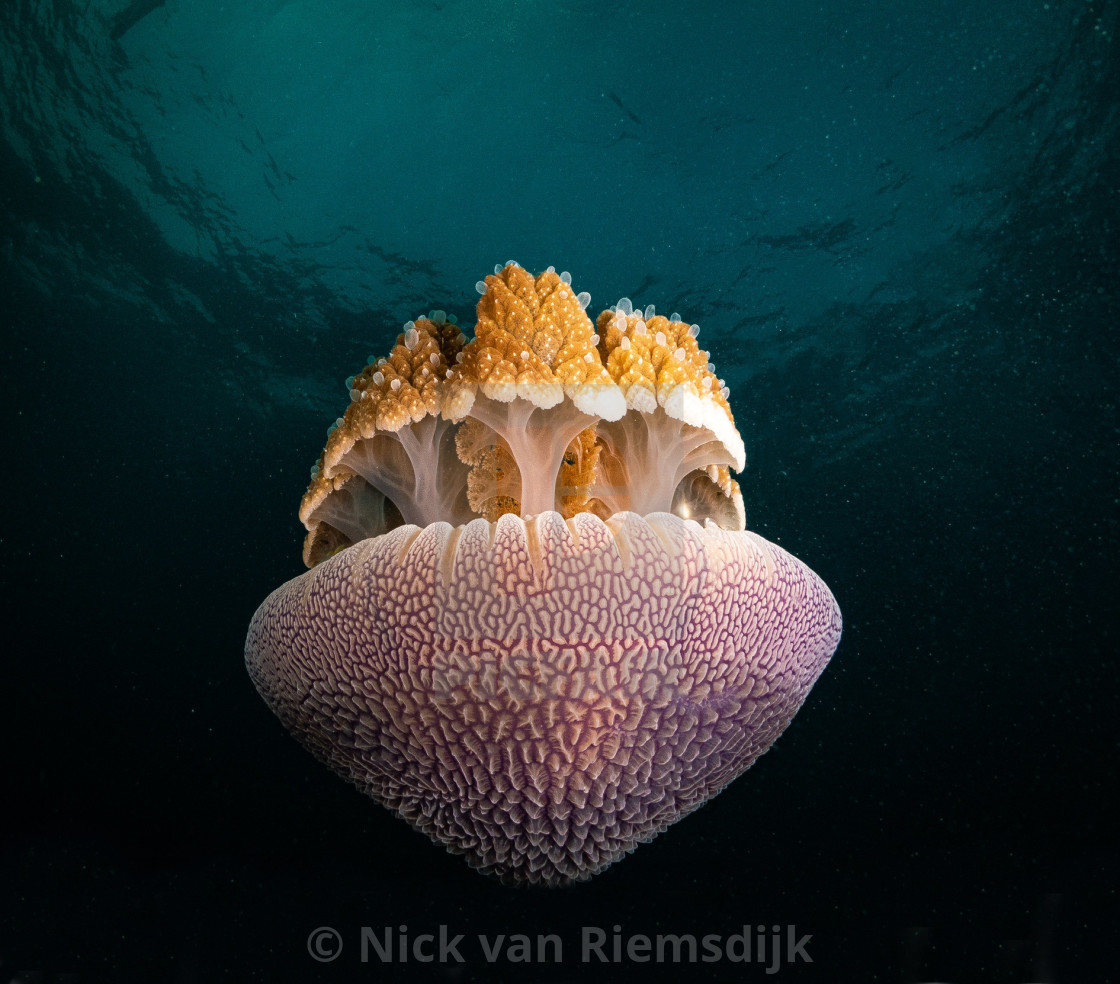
[{"xmin": 245, "ymin": 262, "xmax": 841, "ymax": 885}]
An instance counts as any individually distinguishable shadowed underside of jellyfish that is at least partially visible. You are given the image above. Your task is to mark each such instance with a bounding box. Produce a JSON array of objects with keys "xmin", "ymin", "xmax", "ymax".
[{"xmin": 245, "ymin": 263, "xmax": 841, "ymax": 886}]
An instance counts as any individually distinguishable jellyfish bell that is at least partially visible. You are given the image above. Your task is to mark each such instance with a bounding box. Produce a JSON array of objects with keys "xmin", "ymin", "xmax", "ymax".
[{"xmin": 245, "ymin": 263, "xmax": 841, "ymax": 885}]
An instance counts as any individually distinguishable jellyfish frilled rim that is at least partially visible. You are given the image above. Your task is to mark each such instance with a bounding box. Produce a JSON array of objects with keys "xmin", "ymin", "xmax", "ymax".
[{"xmin": 245, "ymin": 263, "xmax": 841, "ymax": 886}]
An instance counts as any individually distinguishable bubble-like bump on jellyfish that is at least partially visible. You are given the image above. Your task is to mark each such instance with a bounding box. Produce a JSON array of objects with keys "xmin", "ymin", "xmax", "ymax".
[{"xmin": 245, "ymin": 264, "xmax": 841, "ymax": 886}]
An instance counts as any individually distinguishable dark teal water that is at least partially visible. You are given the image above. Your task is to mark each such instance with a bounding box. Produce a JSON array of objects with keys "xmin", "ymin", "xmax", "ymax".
[{"xmin": 2, "ymin": 1, "xmax": 1117, "ymax": 981}]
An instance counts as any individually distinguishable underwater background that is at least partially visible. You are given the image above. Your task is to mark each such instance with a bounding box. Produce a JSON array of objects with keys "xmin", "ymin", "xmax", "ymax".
[{"xmin": 1, "ymin": 0, "xmax": 1117, "ymax": 981}]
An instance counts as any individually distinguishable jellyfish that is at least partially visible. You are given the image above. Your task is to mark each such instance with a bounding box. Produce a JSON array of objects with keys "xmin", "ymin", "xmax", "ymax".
[{"xmin": 245, "ymin": 263, "xmax": 841, "ymax": 885}]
